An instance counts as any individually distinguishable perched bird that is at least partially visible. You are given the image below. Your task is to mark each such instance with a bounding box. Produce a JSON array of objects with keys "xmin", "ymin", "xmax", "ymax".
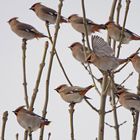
[
  {"xmin": 129, "ymin": 54, "xmax": 140, "ymax": 74},
  {"xmin": 13, "ymin": 106, "xmax": 51, "ymax": 132},
  {"xmin": 86, "ymin": 36, "xmax": 127, "ymax": 71},
  {"xmin": 69, "ymin": 42, "xmax": 91, "ymax": 63},
  {"xmin": 8, "ymin": 17, "xmax": 47, "ymax": 40},
  {"xmin": 55, "ymin": 84, "xmax": 94, "ymax": 104},
  {"xmin": 116, "ymin": 89, "xmax": 140, "ymax": 113},
  {"xmin": 105, "ymin": 21, "xmax": 140, "ymax": 44},
  {"xmin": 30, "ymin": 3, "xmax": 67, "ymax": 24},
  {"xmin": 68, "ymin": 14, "xmax": 105, "ymax": 35}
]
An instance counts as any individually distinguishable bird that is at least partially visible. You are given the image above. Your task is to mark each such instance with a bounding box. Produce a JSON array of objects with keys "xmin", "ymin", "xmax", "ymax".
[
  {"xmin": 86, "ymin": 36, "xmax": 128, "ymax": 71},
  {"xmin": 69, "ymin": 42, "xmax": 91, "ymax": 64},
  {"xmin": 55, "ymin": 84, "xmax": 94, "ymax": 104},
  {"xmin": 115, "ymin": 89, "xmax": 140, "ymax": 113},
  {"xmin": 129, "ymin": 53, "xmax": 140, "ymax": 74},
  {"xmin": 30, "ymin": 2, "xmax": 67, "ymax": 24},
  {"xmin": 68, "ymin": 14, "xmax": 105, "ymax": 35},
  {"xmin": 8, "ymin": 17, "xmax": 48, "ymax": 40},
  {"xmin": 13, "ymin": 106, "xmax": 51, "ymax": 132},
  {"xmin": 105, "ymin": 21, "xmax": 140, "ymax": 44}
]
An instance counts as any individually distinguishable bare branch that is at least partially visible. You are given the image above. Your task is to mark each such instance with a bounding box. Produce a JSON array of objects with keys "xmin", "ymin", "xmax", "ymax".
[
  {"xmin": 21, "ymin": 39, "xmax": 29, "ymax": 108},
  {"xmin": 39, "ymin": 1, "xmax": 64, "ymax": 139},
  {"xmin": 1, "ymin": 111, "xmax": 8, "ymax": 140},
  {"xmin": 29, "ymin": 41, "xmax": 49, "ymax": 111}
]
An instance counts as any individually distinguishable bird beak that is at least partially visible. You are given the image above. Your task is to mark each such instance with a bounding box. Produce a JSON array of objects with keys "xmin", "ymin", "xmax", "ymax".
[
  {"xmin": 29, "ymin": 7, "xmax": 33, "ymax": 10},
  {"xmin": 12, "ymin": 111, "xmax": 16, "ymax": 114}
]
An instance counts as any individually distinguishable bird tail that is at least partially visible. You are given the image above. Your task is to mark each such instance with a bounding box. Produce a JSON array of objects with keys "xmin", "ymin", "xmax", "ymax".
[
  {"xmin": 35, "ymin": 33, "xmax": 48, "ymax": 39},
  {"xmin": 131, "ymin": 34, "xmax": 140, "ymax": 40},
  {"xmin": 118, "ymin": 58, "xmax": 128, "ymax": 65},
  {"xmin": 91, "ymin": 24, "xmax": 106, "ymax": 33},
  {"xmin": 60, "ymin": 17, "xmax": 68, "ymax": 23},
  {"xmin": 80, "ymin": 84, "xmax": 94, "ymax": 96}
]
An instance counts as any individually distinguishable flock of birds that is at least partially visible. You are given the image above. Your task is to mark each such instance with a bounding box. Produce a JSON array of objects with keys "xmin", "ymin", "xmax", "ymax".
[{"xmin": 8, "ymin": 2, "xmax": 140, "ymax": 133}]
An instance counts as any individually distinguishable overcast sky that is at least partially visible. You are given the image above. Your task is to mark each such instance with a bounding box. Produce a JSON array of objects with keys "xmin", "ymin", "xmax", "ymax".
[{"xmin": 1, "ymin": 0, "xmax": 140, "ymax": 140}]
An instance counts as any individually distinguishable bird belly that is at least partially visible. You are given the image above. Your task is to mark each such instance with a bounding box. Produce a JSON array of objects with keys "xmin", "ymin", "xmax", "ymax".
[
  {"xmin": 17, "ymin": 114, "xmax": 40, "ymax": 131},
  {"xmin": 71, "ymin": 23, "xmax": 91, "ymax": 35},
  {"xmin": 62, "ymin": 94, "xmax": 83, "ymax": 103}
]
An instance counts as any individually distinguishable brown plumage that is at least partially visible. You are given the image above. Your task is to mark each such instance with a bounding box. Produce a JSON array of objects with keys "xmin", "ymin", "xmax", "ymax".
[
  {"xmin": 30, "ymin": 3, "xmax": 67, "ymax": 24},
  {"xmin": 105, "ymin": 21, "xmax": 140, "ymax": 44},
  {"xmin": 13, "ymin": 106, "xmax": 51, "ymax": 132},
  {"xmin": 55, "ymin": 84, "xmax": 94, "ymax": 104},
  {"xmin": 8, "ymin": 17, "xmax": 48, "ymax": 40},
  {"xmin": 68, "ymin": 14, "xmax": 105, "ymax": 35}
]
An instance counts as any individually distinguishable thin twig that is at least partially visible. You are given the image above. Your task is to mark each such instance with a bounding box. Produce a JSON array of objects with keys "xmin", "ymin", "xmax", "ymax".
[
  {"xmin": 21, "ymin": 39, "xmax": 29, "ymax": 108},
  {"xmin": 39, "ymin": 1, "xmax": 64, "ymax": 139},
  {"xmin": 29, "ymin": 41, "xmax": 49, "ymax": 111},
  {"xmin": 108, "ymin": 0, "xmax": 118, "ymax": 44},
  {"xmin": 110, "ymin": 76, "xmax": 120, "ymax": 140},
  {"xmin": 98, "ymin": 74, "xmax": 108, "ymax": 140},
  {"xmin": 105, "ymin": 105, "xmax": 122, "ymax": 114},
  {"xmin": 24, "ymin": 130, "xmax": 28, "ymax": 140},
  {"xmin": 117, "ymin": 0, "xmax": 131, "ymax": 58},
  {"xmin": 120, "ymin": 72, "xmax": 133, "ymax": 85},
  {"xmin": 45, "ymin": 23, "xmax": 73, "ymax": 86},
  {"xmin": 105, "ymin": 121, "xmax": 127, "ymax": 128},
  {"xmin": 28, "ymin": 128, "xmax": 32, "ymax": 140},
  {"xmin": 1, "ymin": 111, "xmax": 8, "ymax": 140},
  {"xmin": 48, "ymin": 132, "xmax": 51, "ymax": 140},
  {"xmin": 116, "ymin": 0, "xmax": 122, "ymax": 24},
  {"xmin": 84, "ymin": 98, "xmax": 99, "ymax": 113},
  {"xmin": 69, "ymin": 104, "xmax": 75, "ymax": 140},
  {"xmin": 16, "ymin": 133, "xmax": 19, "ymax": 140}
]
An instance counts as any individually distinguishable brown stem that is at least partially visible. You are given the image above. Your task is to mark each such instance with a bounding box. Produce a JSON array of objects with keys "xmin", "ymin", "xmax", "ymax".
[
  {"xmin": 22, "ymin": 39, "xmax": 29, "ymax": 108},
  {"xmin": 45, "ymin": 23, "xmax": 72, "ymax": 86},
  {"xmin": 28, "ymin": 128, "xmax": 32, "ymax": 140},
  {"xmin": 24, "ymin": 130, "xmax": 28, "ymax": 140},
  {"xmin": 131, "ymin": 74, "xmax": 140, "ymax": 140},
  {"xmin": 81, "ymin": 0, "xmax": 91, "ymax": 50},
  {"xmin": 16, "ymin": 133, "xmax": 19, "ymax": 140},
  {"xmin": 84, "ymin": 98, "xmax": 99, "ymax": 113},
  {"xmin": 117, "ymin": 0, "xmax": 131, "ymax": 58},
  {"xmin": 116, "ymin": 0, "xmax": 122, "ymax": 24},
  {"xmin": 1, "ymin": 111, "xmax": 8, "ymax": 140},
  {"xmin": 98, "ymin": 74, "xmax": 108, "ymax": 140},
  {"xmin": 108, "ymin": 0, "xmax": 118, "ymax": 44},
  {"xmin": 39, "ymin": 1, "xmax": 64, "ymax": 139},
  {"xmin": 29, "ymin": 41, "xmax": 49, "ymax": 111},
  {"xmin": 69, "ymin": 104, "xmax": 75, "ymax": 140}
]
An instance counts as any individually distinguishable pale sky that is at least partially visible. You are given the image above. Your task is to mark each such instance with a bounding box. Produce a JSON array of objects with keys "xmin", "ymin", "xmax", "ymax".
[{"xmin": 1, "ymin": 0, "xmax": 140, "ymax": 140}]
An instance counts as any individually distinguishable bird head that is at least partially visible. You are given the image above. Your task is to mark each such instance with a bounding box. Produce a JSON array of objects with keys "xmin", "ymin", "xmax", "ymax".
[
  {"xmin": 13, "ymin": 105, "xmax": 25, "ymax": 115},
  {"xmin": 104, "ymin": 21, "xmax": 115, "ymax": 29},
  {"xmin": 30, "ymin": 2, "xmax": 41, "ymax": 11},
  {"xmin": 68, "ymin": 14, "xmax": 78, "ymax": 22},
  {"xmin": 8, "ymin": 17, "xmax": 18, "ymax": 24},
  {"xmin": 68, "ymin": 42, "xmax": 82, "ymax": 50},
  {"xmin": 54, "ymin": 84, "xmax": 68, "ymax": 93}
]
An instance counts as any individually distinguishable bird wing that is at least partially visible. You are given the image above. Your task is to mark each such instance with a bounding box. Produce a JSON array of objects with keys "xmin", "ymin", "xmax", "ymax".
[
  {"xmin": 91, "ymin": 35, "xmax": 114, "ymax": 57},
  {"xmin": 17, "ymin": 23, "xmax": 39, "ymax": 34},
  {"xmin": 65, "ymin": 86, "xmax": 83, "ymax": 95},
  {"xmin": 125, "ymin": 93, "xmax": 140, "ymax": 101},
  {"xmin": 41, "ymin": 6, "xmax": 57, "ymax": 17},
  {"xmin": 116, "ymin": 24, "xmax": 140, "ymax": 37},
  {"xmin": 73, "ymin": 17, "xmax": 93, "ymax": 25}
]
